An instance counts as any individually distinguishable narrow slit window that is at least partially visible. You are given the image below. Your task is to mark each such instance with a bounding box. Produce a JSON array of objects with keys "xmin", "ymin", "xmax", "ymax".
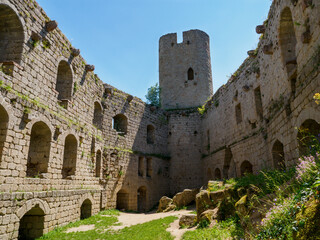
[
  {"xmin": 235, "ymin": 103, "xmax": 242, "ymax": 124},
  {"xmin": 188, "ymin": 68, "xmax": 194, "ymax": 80}
]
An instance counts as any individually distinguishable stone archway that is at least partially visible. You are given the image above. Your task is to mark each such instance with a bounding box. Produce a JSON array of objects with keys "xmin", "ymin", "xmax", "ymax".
[
  {"xmin": 116, "ymin": 189, "xmax": 129, "ymax": 211},
  {"xmin": 214, "ymin": 168, "xmax": 221, "ymax": 180},
  {"xmin": 80, "ymin": 199, "xmax": 92, "ymax": 220},
  {"xmin": 297, "ymin": 119, "xmax": 320, "ymax": 156},
  {"xmin": 240, "ymin": 160, "xmax": 253, "ymax": 176},
  {"xmin": 272, "ymin": 140, "xmax": 286, "ymax": 170},
  {"xmin": 16, "ymin": 199, "xmax": 49, "ymax": 240},
  {"xmin": 19, "ymin": 204, "xmax": 44, "ymax": 240}
]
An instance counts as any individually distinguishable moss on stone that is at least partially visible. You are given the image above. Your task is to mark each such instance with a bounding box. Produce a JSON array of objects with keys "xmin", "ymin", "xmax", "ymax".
[{"xmin": 295, "ymin": 199, "xmax": 320, "ymax": 240}]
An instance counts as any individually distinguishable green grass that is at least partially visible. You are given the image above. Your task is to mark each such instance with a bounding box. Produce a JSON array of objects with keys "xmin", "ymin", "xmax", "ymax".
[
  {"xmin": 182, "ymin": 217, "xmax": 244, "ymax": 240},
  {"xmin": 38, "ymin": 210, "xmax": 176, "ymax": 240},
  {"xmin": 209, "ymin": 168, "xmax": 295, "ymax": 197}
]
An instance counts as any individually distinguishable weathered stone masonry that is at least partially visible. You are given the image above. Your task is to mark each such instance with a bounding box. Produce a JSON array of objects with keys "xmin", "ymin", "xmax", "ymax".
[
  {"xmin": 0, "ymin": 0, "xmax": 170, "ymax": 239},
  {"xmin": 201, "ymin": 0, "xmax": 320, "ymax": 179},
  {"xmin": 0, "ymin": 0, "xmax": 320, "ymax": 239}
]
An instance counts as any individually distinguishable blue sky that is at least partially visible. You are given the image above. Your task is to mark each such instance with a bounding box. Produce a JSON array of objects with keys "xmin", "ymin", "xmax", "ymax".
[{"xmin": 37, "ymin": 0, "xmax": 271, "ymax": 101}]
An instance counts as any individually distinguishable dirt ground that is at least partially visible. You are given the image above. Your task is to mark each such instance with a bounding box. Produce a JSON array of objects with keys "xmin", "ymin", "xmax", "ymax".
[
  {"xmin": 68, "ymin": 209, "xmax": 197, "ymax": 239},
  {"xmin": 110, "ymin": 209, "xmax": 196, "ymax": 239}
]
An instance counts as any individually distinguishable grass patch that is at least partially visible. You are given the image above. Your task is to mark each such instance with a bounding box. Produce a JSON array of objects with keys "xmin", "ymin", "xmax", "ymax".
[
  {"xmin": 182, "ymin": 217, "xmax": 244, "ymax": 240},
  {"xmin": 209, "ymin": 168, "xmax": 295, "ymax": 197},
  {"xmin": 230, "ymin": 168, "xmax": 295, "ymax": 196},
  {"xmin": 98, "ymin": 209, "xmax": 120, "ymax": 216},
  {"xmin": 39, "ymin": 212, "xmax": 118, "ymax": 239},
  {"xmin": 111, "ymin": 216, "xmax": 177, "ymax": 240},
  {"xmin": 39, "ymin": 210, "xmax": 177, "ymax": 240}
]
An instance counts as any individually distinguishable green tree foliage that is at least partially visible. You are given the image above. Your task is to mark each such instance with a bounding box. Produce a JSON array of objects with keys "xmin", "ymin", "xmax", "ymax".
[{"xmin": 145, "ymin": 83, "xmax": 160, "ymax": 107}]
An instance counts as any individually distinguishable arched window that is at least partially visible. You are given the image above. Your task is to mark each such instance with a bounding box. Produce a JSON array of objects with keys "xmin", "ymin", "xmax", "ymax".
[
  {"xmin": 0, "ymin": 5, "xmax": 24, "ymax": 64},
  {"xmin": 95, "ymin": 150, "xmax": 101, "ymax": 177},
  {"xmin": 80, "ymin": 199, "xmax": 92, "ymax": 220},
  {"xmin": 62, "ymin": 134, "xmax": 77, "ymax": 179},
  {"xmin": 19, "ymin": 205, "xmax": 45, "ymax": 239},
  {"xmin": 214, "ymin": 168, "xmax": 221, "ymax": 180},
  {"xmin": 27, "ymin": 122, "xmax": 51, "ymax": 177},
  {"xmin": 56, "ymin": 61, "xmax": 73, "ymax": 101},
  {"xmin": 113, "ymin": 114, "xmax": 128, "ymax": 136},
  {"xmin": 188, "ymin": 68, "xmax": 194, "ymax": 80},
  {"xmin": 0, "ymin": 105, "xmax": 9, "ymax": 162},
  {"xmin": 93, "ymin": 102, "xmax": 103, "ymax": 130},
  {"xmin": 280, "ymin": 8, "xmax": 297, "ymax": 81},
  {"xmin": 240, "ymin": 160, "xmax": 253, "ymax": 176},
  {"xmin": 297, "ymin": 119, "xmax": 320, "ymax": 156},
  {"xmin": 137, "ymin": 186, "xmax": 147, "ymax": 212},
  {"xmin": 147, "ymin": 125, "xmax": 155, "ymax": 144},
  {"xmin": 272, "ymin": 140, "xmax": 285, "ymax": 170}
]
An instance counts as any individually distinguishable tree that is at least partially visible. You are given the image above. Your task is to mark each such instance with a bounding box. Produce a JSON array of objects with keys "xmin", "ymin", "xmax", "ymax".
[{"xmin": 145, "ymin": 83, "xmax": 160, "ymax": 107}]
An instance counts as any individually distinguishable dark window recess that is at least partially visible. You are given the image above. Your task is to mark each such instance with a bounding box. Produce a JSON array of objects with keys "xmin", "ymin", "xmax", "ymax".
[
  {"xmin": 235, "ymin": 103, "xmax": 242, "ymax": 124},
  {"xmin": 254, "ymin": 87, "xmax": 263, "ymax": 119},
  {"xmin": 113, "ymin": 114, "xmax": 128, "ymax": 136},
  {"xmin": 147, "ymin": 125, "xmax": 155, "ymax": 144},
  {"xmin": 188, "ymin": 68, "xmax": 194, "ymax": 80}
]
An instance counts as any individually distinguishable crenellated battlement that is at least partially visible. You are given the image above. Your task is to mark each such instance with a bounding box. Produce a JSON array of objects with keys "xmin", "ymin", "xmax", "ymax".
[{"xmin": 159, "ymin": 29, "xmax": 213, "ymax": 109}]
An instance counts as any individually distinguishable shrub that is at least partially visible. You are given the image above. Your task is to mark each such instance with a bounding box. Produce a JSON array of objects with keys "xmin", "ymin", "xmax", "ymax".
[{"xmin": 145, "ymin": 83, "xmax": 160, "ymax": 107}]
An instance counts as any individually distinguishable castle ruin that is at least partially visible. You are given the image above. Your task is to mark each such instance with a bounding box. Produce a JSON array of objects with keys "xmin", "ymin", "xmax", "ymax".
[{"xmin": 0, "ymin": 0, "xmax": 319, "ymax": 239}]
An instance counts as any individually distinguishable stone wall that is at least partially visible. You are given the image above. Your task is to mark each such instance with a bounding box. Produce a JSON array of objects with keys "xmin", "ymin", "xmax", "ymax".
[
  {"xmin": 201, "ymin": 0, "xmax": 320, "ymax": 180},
  {"xmin": 0, "ymin": 0, "xmax": 320, "ymax": 239},
  {"xmin": 0, "ymin": 0, "xmax": 170, "ymax": 239}
]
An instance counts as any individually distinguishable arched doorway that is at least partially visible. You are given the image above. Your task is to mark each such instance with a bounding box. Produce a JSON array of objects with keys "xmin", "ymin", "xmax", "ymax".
[
  {"xmin": 137, "ymin": 186, "xmax": 147, "ymax": 212},
  {"xmin": 272, "ymin": 140, "xmax": 285, "ymax": 170},
  {"xmin": 80, "ymin": 199, "xmax": 92, "ymax": 220},
  {"xmin": 297, "ymin": 119, "xmax": 320, "ymax": 156},
  {"xmin": 19, "ymin": 205, "xmax": 44, "ymax": 240},
  {"xmin": 116, "ymin": 189, "xmax": 129, "ymax": 211},
  {"xmin": 214, "ymin": 168, "xmax": 221, "ymax": 180},
  {"xmin": 240, "ymin": 160, "xmax": 253, "ymax": 176}
]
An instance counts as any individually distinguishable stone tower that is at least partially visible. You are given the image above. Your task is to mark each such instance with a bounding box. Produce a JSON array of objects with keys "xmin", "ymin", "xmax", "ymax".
[{"xmin": 159, "ymin": 29, "xmax": 213, "ymax": 109}]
